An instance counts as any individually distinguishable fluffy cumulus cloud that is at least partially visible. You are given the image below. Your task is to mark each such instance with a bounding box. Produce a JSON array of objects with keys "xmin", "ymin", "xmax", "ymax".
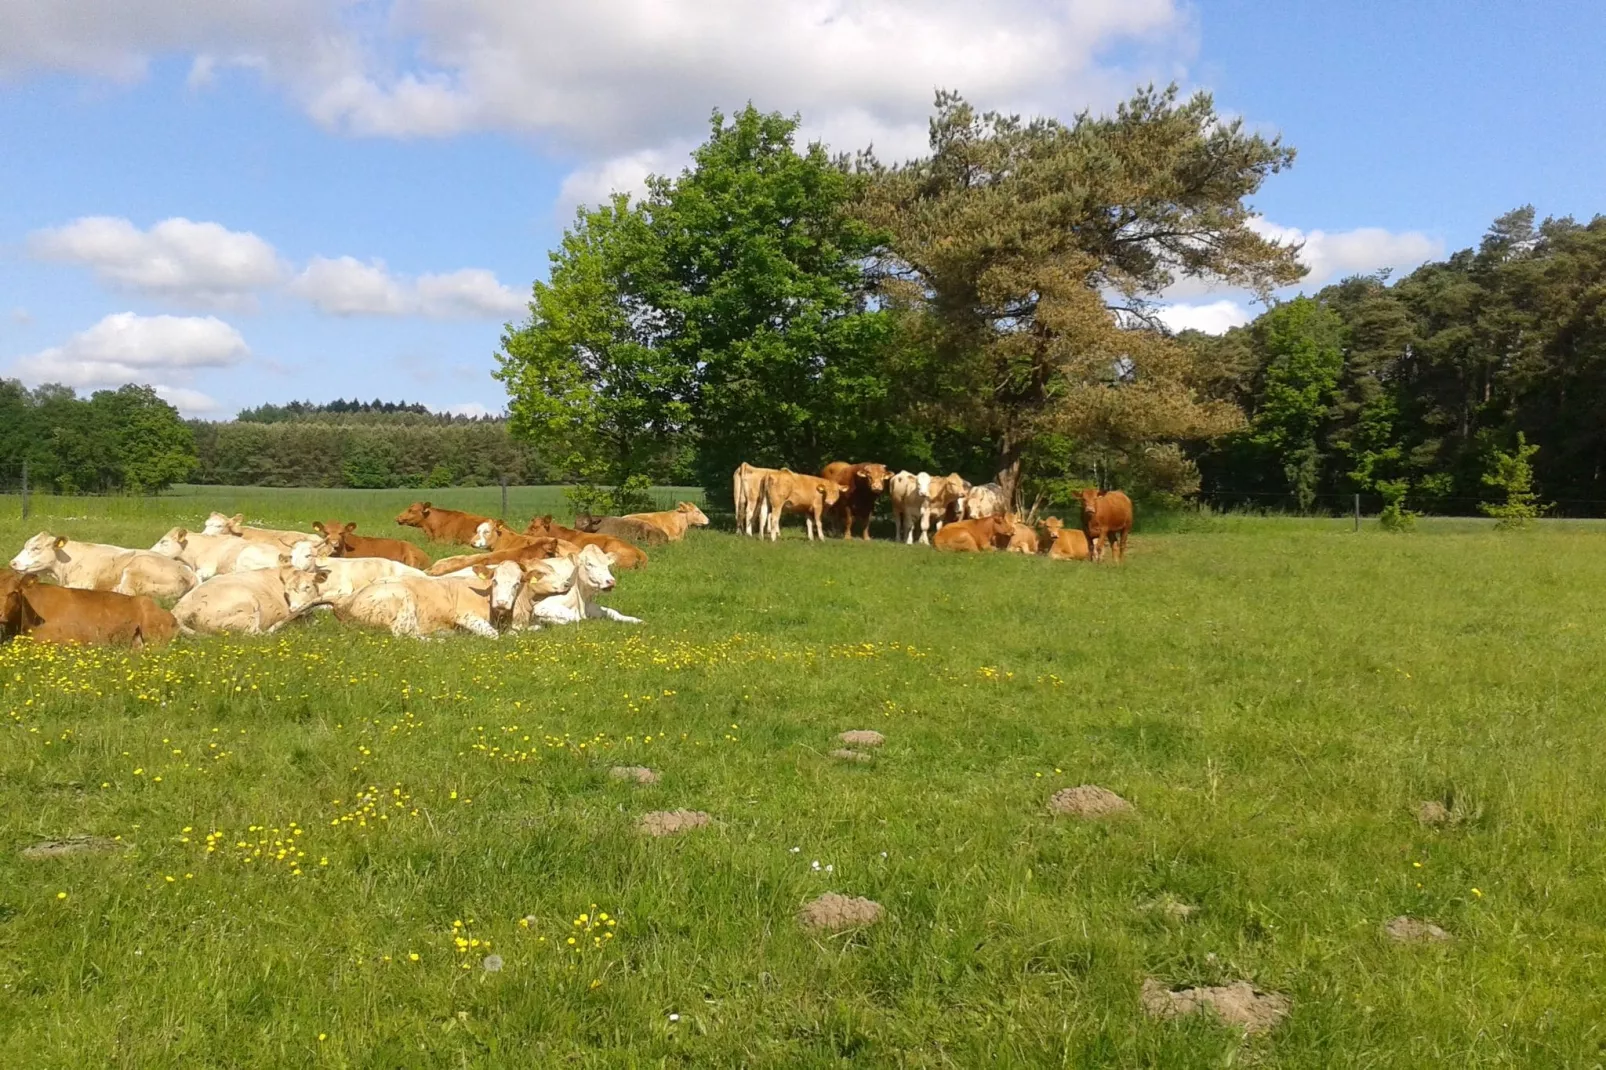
[
  {"xmin": 7, "ymin": 312, "xmax": 250, "ymax": 415},
  {"xmin": 28, "ymin": 216, "xmax": 285, "ymax": 309},
  {"xmin": 1249, "ymin": 219, "xmax": 1443, "ymax": 287},
  {"xmin": 1154, "ymin": 299, "xmax": 1252, "ymax": 335},
  {"xmin": 435, "ymin": 401, "xmax": 497, "ymax": 419},
  {"xmin": 290, "ymin": 257, "xmax": 526, "ymax": 319},
  {"xmin": 0, "ymin": 0, "xmax": 1191, "ymax": 206}
]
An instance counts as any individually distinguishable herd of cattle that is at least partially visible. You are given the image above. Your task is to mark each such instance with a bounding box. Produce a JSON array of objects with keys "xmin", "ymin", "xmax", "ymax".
[
  {"xmin": 1, "ymin": 466, "xmax": 1132, "ymax": 651},
  {"xmin": 734, "ymin": 461, "xmax": 1133, "ymax": 561},
  {"xmin": 0, "ymin": 501, "xmax": 713, "ymax": 649}
]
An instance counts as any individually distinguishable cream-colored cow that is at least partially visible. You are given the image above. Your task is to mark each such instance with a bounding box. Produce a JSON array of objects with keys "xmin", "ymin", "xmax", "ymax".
[
  {"xmin": 516, "ymin": 543, "xmax": 641, "ymax": 629},
  {"xmin": 201, "ymin": 512, "xmax": 309, "ymax": 550},
  {"xmin": 10, "ymin": 532, "xmax": 197, "ymax": 600},
  {"xmin": 150, "ymin": 527, "xmax": 286, "ymax": 580},
  {"xmin": 171, "ymin": 565, "xmax": 329, "ymax": 635},
  {"xmin": 733, "ymin": 463, "xmax": 786, "ymax": 537},
  {"xmin": 890, "ymin": 471, "xmax": 971, "ymax": 545},
  {"xmin": 333, "ymin": 559, "xmax": 548, "ymax": 639},
  {"xmin": 286, "ymin": 539, "xmax": 426, "ymax": 601}
]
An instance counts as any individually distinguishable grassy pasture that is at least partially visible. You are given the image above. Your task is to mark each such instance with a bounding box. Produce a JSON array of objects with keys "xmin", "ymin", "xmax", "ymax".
[{"xmin": 3, "ymin": 488, "xmax": 1606, "ymax": 1066}]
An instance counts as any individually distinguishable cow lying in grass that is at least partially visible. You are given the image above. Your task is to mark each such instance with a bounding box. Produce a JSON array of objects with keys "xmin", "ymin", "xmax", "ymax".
[
  {"xmin": 1, "ymin": 568, "xmax": 178, "ymax": 647},
  {"xmin": 201, "ymin": 512, "xmax": 309, "ymax": 551},
  {"xmin": 393, "ymin": 501, "xmax": 492, "ymax": 544},
  {"xmin": 333, "ymin": 559, "xmax": 539, "ymax": 639},
  {"xmin": 10, "ymin": 532, "xmax": 197, "ymax": 600},
  {"xmin": 172, "ymin": 565, "xmax": 329, "ymax": 636},
  {"xmin": 430, "ymin": 531, "xmax": 577, "ymax": 577},
  {"xmin": 621, "ymin": 502, "xmax": 709, "ymax": 542},
  {"xmin": 313, "ymin": 522, "xmax": 432, "ymax": 570},
  {"xmin": 151, "ymin": 527, "xmax": 287, "ymax": 580},
  {"xmin": 573, "ymin": 514, "xmax": 669, "ymax": 546},
  {"xmin": 517, "ymin": 543, "xmax": 641, "ymax": 629},
  {"xmin": 519, "ymin": 518, "xmax": 647, "ymax": 570},
  {"xmin": 932, "ymin": 513, "xmax": 1015, "ymax": 553},
  {"xmin": 1038, "ymin": 518, "xmax": 1092, "ymax": 561},
  {"xmin": 287, "ymin": 539, "xmax": 427, "ymax": 601}
]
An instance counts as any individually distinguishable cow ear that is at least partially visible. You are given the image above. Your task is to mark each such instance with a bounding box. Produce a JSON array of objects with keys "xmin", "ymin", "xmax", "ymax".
[
  {"xmin": 472, "ymin": 564, "xmax": 492, "ymax": 579},
  {"xmin": 421, "ymin": 502, "xmax": 432, "ymax": 512},
  {"xmin": 231, "ymin": 513, "xmax": 244, "ymax": 525},
  {"xmin": 312, "ymin": 522, "xmax": 326, "ymax": 535},
  {"xmin": 53, "ymin": 535, "xmax": 67, "ymax": 548},
  {"xmin": 343, "ymin": 522, "xmax": 357, "ymax": 533},
  {"xmin": 314, "ymin": 568, "xmax": 330, "ymax": 583},
  {"xmin": 20, "ymin": 572, "xmax": 39, "ymax": 587}
]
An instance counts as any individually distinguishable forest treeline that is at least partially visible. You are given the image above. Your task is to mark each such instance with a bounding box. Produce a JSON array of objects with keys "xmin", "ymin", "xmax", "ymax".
[{"xmin": 1186, "ymin": 207, "xmax": 1606, "ymax": 514}]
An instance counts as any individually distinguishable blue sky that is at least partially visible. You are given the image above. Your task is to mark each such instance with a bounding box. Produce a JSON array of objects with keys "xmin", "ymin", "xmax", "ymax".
[{"xmin": 1, "ymin": 0, "xmax": 1601, "ymax": 418}]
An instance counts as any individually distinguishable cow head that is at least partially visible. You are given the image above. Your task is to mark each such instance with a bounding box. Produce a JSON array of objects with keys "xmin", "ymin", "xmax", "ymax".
[
  {"xmin": 819, "ymin": 480, "xmax": 844, "ymax": 507},
  {"xmin": 1039, "ymin": 516, "xmax": 1064, "ymax": 539},
  {"xmin": 151, "ymin": 527, "xmax": 189, "ymax": 557},
  {"xmin": 287, "ymin": 536, "xmax": 334, "ymax": 571},
  {"xmin": 521, "ymin": 558, "xmax": 574, "ymax": 599},
  {"xmin": 278, "ymin": 566, "xmax": 329, "ymax": 613},
  {"xmin": 202, "ymin": 512, "xmax": 244, "ymax": 536},
  {"xmin": 472, "ymin": 520, "xmax": 498, "ymax": 549},
  {"xmin": 525, "ymin": 515, "xmax": 554, "ymax": 537},
  {"xmin": 987, "ymin": 513, "xmax": 1016, "ymax": 547},
  {"xmin": 856, "ymin": 464, "xmax": 893, "ymax": 493},
  {"xmin": 395, "ymin": 502, "xmax": 431, "ymax": 528},
  {"xmin": 0, "ymin": 568, "xmax": 38, "ymax": 636},
  {"xmin": 675, "ymin": 502, "xmax": 711, "ymax": 527},
  {"xmin": 9, "ymin": 532, "xmax": 66, "ymax": 574},
  {"xmin": 475, "ymin": 559, "xmax": 527, "ymax": 629},
  {"xmin": 1077, "ymin": 487, "xmax": 1105, "ymax": 521},
  {"xmin": 575, "ymin": 543, "xmax": 618, "ymax": 592},
  {"xmin": 312, "ymin": 522, "xmax": 357, "ymax": 557}
]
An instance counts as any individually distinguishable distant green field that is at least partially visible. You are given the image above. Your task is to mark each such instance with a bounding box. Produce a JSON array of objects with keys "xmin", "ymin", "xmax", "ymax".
[{"xmin": 3, "ymin": 491, "xmax": 1605, "ymax": 1066}]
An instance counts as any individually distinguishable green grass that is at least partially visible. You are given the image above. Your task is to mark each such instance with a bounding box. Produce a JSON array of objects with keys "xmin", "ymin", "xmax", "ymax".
[{"xmin": 3, "ymin": 490, "xmax": 1606, "ymax": 1066}]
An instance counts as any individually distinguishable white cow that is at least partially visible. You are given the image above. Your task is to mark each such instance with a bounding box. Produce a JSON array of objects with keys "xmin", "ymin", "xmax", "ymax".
[
  {"xmin": 287, "ymin": 539, "xmax": 426, "ymax": 601},
  {"xmin": 150, "ymin": 527, "xmax": 286, "ymax": 581},
  {"xmin": 201, "ymin": 512, "xmax": 308, "ymax": 550},
  {"xmin": 171, "ymin": 565, "xmax": 329, "ymax": 635},
  {"xmin": 333, "ymin": 560, "xmax": 544, "ymax": 639},
  {"xmin": 519, "ymin": 543, "xmax": 641, "ymax": 628},
  {"xmin": 962, "ymin": 482, "xmax": 1007, "ymax": 520},
  {"xmin": 10, "ymin": 532, "xmax": 197, "ymax": 600},
  {"xmin": 890, "ymin": 472, "xmax": 971, "ymax": 545}
]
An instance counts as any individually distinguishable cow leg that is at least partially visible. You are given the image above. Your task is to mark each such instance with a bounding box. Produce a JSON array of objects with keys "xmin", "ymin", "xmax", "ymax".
[
  {"xmin": 456, "ymin": 613, "xmax": 499, "ymax": 639},
  {"xmin": 586, "ymin": 603, "xmax": 643, "ymax": 624}
]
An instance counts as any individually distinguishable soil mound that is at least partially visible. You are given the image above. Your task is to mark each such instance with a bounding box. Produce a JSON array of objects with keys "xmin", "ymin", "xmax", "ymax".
[
  {"xmin": 837, "ymin": 730, "xmax": 885, "ymax": 748},
  {"xmin": 1048, "ymin": 785, "xmax": 1133, "ymax": 818},
  {"xmin": 1140, "ymin": 978, "xmax": 1290, "ymax": 1034},
  {"xmin": 1383, "ymin": 916, "xmax": 1451, "ymax": 943},
  {"xmin": 639, "ymin": 810, "xmax": 711, "ymax": 837},
  {"xmin": 609, "ymin": 766, "xmax": 660, "ymax": 785},
  {"xmin": 798, "ymin": 892, "xmax": 884, "ymax": 931},
  {"xmin": 21, "ymin": 836, "xmax": 124, "ymax": 860}
]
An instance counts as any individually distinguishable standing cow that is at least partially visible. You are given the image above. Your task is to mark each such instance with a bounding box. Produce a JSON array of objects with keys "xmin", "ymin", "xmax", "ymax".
[
  {"xmin": 759, "ymin": 471, "xmax": 842, "ymax": 541},
  {"xmin": 1079, "ymin": 488, "xmax": 1133, "ymax": 563},
  {"xmin": 733, "ymin": 463, "xmax": 787, "ymax": 537},
  {"xmin": 822, "ymin": 462, "xmax": 892, "ymax": 540}
]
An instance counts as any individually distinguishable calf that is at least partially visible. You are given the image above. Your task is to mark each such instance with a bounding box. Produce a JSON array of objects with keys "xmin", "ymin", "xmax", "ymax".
[
  {"xmin": 313, "ymin": 522, "xmax": 432, "ymax": 570},
  {"xmin": 1079, "ymin": 488, "xmax": 1134, "ymax": 563},
  {"xmin": 932, "ymin": 513, "xmax": 1015, "ymax": 553},
  {"xmin": 201, "ymin": 512, "xmax": 310, "ymax": 550},
  {"xmin": 172, "ymin": 565, "xmax": 329, "ymax": 636},
  {"xmin": 151, "ymin": 526, "xmax": 285, "ymax": 580},
  {"xmin": 1038, "ymin": 517, "xmax": 1092, "ymax": 561},
  {"xmin": 520, "ymin": 518, "xmax": 647, "ymax": 570},
  {"xmin": 1003, "ymin": 517, "xmax": 1039, "ymax": 554},
  {"xmin": 1, "ymin": 569, "xmax": 177, "ymax": 647},
  {"xmin": 759, "ymin": 471, "xmax": 842, "ymax": 541},
  {"xmin": 334, "ymin": 560, "xmax": 553, "ymax": 639},
  {"xmin": 10, "ymin": 532, "xmax": 197, "ymax": 600},
  {"xmin": 733, "ymin": 463, "xmax": 786, "ymax": 537},
  {"xmin": 394, "ymin": 501, "xmax": 492, "ymax": 544},
  {"xmin": 430, "ymin": 535, "xmax": 576, "ymax": 578},
  {"xmin": 620, "ymin": 502, "xmax": 709, "ymax": 542},
  {"xmin": 822, "ymin": 461, "xmax": 892, "ymax": 540}
]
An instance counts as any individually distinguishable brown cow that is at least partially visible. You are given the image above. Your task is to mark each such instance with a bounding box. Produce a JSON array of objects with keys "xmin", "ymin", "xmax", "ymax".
[
  {"xmin": 822, "ymin": 461, "xmax": 892, "ymax": 540},
  {"xmin": 932, "ymin": 513, "xmax": 1015, "ymax": 553},
  {"xmin": 759, "ymin": 471, "xmax": 842, "ymax": 541},
  {"xmin": 573, "ymin": 514, "xmax": 670, "ymax": 546},
  {"xmin": 1, "ymin": 569, "xmax": 177, "ymax": 647},
  {"xmin": 394, "ymin": 501, "xmax": 492, "ymax": 544},
  {"xmin": 1038, "ymin": 517, "xmax": 1092, "ymax": 561},
  {"xmin": 1079, "ymin": 489, "xmax": 1133, "ymax": 563},
  {"xmin": 427, "ymin": 538, "xmax": 575, "ymax": 577},
  {"xmin": 1003, "ymin": 517, "xmax": 1039, "ymax": 555},
  {"xmin": 521, "ymin": 517, "xmax": 648, "ymax": 570},
  {"xmin": 314, "ymin": 522, "xmax": 432, "ymax": 570},
  {"xmin": 620, "ymin": 502, "xmax": 709, "ymax": 542}
]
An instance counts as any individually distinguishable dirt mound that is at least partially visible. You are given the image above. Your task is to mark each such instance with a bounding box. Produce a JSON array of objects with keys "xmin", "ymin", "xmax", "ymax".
[
  {"xmin": 798, "ymin": 892, "xmax": 884, "ymax": 931},
  {"xmin": 829, "ymin": 748, "xmax": 874, "ymax": 763},
  {"xmin": 837, "ymin": 730, "xmax": 885, "ymax": 748},
  {"xmin": 1048, "ymin": 785, "xmax": 1133, "ymax": 818},
  {"xmin": 639, "ymin": 810, "xmax": 711, "ymax": 837},
  {"xmin": 609, "ymin": 766, "xmax": 660, "ymax": 785},
  {"xmin": 1415, "ymin": 800, "xmax": 1450, "ymax": 826},
  {"xmin": 1383, "ymin": 916, "xmax": 1451, "ymax": 943},
  {"xmin": 1140, "ymin": 978, "xmax": 1290, "ymax": 1034},
  {"xmin": 1140, "ymin": 896, "xmax": 1197, "ymax": 921},
  {"xmin": 21, "ymin": 836, "xmax": 124, "ymax": 860}
]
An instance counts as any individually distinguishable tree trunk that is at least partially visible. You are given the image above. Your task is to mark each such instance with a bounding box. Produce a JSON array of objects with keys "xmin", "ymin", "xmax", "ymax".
[{"xmin": 995, "ymin": 436, "xmax": 1023, "ymax": 513}]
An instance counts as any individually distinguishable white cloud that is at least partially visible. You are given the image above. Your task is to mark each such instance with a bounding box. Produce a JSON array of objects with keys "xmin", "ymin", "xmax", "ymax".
[
  {"xmin": 1155, "ymin": 299, "xmax": 1252, "ymax": 335},
  {"xmin": 435, "ymin": 401, "xmax": 497, "ymax": 419},
  {"xmin": 290, "ymin": 257, "xmax": 525, "ymax": 319},
  {"xmin": 7, "ymin": 312, "xmax": 248, "ymax": 416},
  {"xmin": 28, "ymin": 216, "xmax": 285, "ymax": 309},
  {"xmin": 153, "ymin": 385, "xmax": 225, "ymax": 416},
  {"xmin": 1249, "ymin": 219, "xmax": 1443, "ymax": 287},
  {"xmin": 557, "ymin": 145, "xmax": 687, "ymax": 215}
]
